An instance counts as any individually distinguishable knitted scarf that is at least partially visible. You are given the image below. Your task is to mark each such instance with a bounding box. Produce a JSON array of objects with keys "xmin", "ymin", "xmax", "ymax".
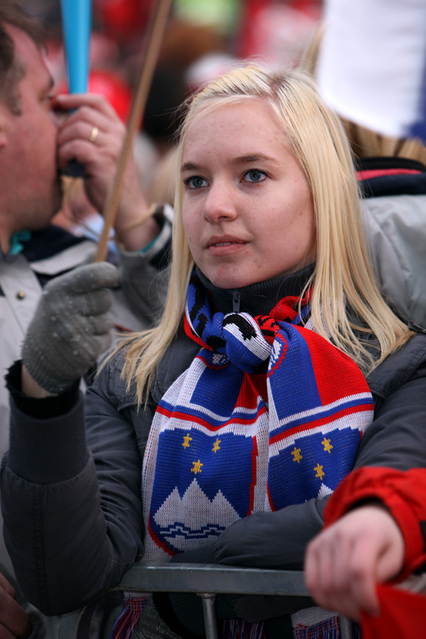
[{"xmin": 111, "ymin": 271, "xmax": 374, "ymax": 639}]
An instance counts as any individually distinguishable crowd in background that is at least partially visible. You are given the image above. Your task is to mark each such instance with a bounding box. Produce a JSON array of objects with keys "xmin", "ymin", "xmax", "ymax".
[{"xmin": 23, "ymin": 0, "xmax": 323, "ymax": 239}]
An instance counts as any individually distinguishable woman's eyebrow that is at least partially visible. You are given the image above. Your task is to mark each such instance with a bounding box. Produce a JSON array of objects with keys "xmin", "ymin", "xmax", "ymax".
[
  {"xmin": 230, "ymin": 154, "xmax": 279, "ymax": 166},
  {"xmin": 181, "ymin": 162, "xmax": 199, "ymax": 174},
  {"xmin": 181, "ymin": 154, "xmax": 279, "ymax": 174}
]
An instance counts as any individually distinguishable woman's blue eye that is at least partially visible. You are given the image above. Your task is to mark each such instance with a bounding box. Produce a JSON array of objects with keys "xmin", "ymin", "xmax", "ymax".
[
  {"xmin": 244, "ymin": 169, "xmax": 267, "ymax": 183},
  {"xmin": 185, "ymin": 176, "xmax": 208, "ymax": 189}
]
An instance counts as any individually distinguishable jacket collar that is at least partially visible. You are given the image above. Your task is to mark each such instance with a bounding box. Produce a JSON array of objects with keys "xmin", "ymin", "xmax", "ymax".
[
  {"xmin": 195, "ymin": 263, "xmax": 315, "ymax": 316},
  {"xmin": 356, "ymin": 156, "xmax": 426, "ymax": 198}
]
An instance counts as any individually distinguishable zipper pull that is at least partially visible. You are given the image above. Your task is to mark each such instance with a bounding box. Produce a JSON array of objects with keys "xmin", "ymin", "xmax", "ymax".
[{"xmin": 232, "ymin": 290, "xmax": 241, "ymax": 313}]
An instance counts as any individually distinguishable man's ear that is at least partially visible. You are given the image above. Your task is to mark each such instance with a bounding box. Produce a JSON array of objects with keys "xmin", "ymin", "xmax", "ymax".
[{"xmin": 0, "ymin": 96, "xmax": 15, "ymax": 149}]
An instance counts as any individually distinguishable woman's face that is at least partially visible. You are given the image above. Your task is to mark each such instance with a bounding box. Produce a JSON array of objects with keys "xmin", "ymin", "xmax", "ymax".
[{"xmin": 181, "ymin": 98, "xmax": 316, "ymax": 289}]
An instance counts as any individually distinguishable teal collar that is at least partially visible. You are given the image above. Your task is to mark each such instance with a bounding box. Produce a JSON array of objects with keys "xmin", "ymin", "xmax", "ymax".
[{"xmin": 9, "ymin": 230, "xmax": 32, "ymax": 255}]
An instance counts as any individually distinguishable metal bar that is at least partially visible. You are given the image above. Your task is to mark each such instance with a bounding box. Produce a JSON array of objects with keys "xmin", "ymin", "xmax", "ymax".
[
  {"xmin": 339, "ymin": 614, "xmax": 355, "ymax": 639},
  {"xmin": 115, "ymin": 563, "xmax": 308, "ymax": 597},
  {"xmin": 59, "ymin": 566, "xmax": 356, "ymax": 638},
  {"xmin": 200, "ymin": 594, "xmax": 219, "ymax": 639}
]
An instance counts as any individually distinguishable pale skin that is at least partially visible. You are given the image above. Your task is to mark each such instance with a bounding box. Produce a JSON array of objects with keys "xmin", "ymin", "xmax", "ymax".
[
  {"xmin": 304, "ymin": 505, "xmax": 405, "ymax": 622},
  {"xmin": 181, "ymin": 99, "xmax": 316, "ymax": 290}
]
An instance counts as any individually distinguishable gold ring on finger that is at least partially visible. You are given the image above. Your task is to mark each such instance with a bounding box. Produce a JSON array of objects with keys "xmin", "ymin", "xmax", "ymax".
[{"xmin": 89, "ymin": 126, "xmax": 99, "ymax": 143}]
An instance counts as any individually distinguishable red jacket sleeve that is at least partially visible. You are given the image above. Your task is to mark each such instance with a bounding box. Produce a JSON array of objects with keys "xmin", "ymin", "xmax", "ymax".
[{"xmin": 323, "ymin": 467, "xmax": 426, "ymax": 580}]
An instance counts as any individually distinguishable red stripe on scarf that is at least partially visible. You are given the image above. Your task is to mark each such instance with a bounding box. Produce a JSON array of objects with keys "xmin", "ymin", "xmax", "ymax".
[
  {"xmin": 248, "ymin": 436, "xmax": 258, "ymax": 515},
  {"xmin": 147, "ymin": 517, "xmax": 175, "ymax": 557},
  {"xmin": 156, "ymin": 404, "xmax": 268, "ymax": 430},
  {"xmin": 269, "ymin": 402, "xmax": 371, "ymax": 445}
]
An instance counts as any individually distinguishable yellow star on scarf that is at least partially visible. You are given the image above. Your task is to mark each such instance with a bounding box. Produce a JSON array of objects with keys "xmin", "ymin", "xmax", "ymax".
[
  {"xmin": 322, "ymin": 437, "xmax": 333, "ymax": 453},
  {"xmin": 191, "ymin": 460, "xmax": 203, "ymax": 475},
  {"xmin": 292, "ymin": 447, "xmax": 303, "ymax": 463},
  {"xmin": 212, "ymin": 438, "xmax": 221, "ymax": 453},
  {"xmin": 182, "ymin": 433, "xmax": 193, "ymax": 449},
  {"xmin": 314, "ymin": 463, "xmax": 325, "ymax": 480}
]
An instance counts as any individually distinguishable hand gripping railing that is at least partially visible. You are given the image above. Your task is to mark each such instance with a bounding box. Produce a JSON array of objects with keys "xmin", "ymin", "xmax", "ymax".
[{"xmin": 58, "ymin": 563, "xmax": 355, "ymax": 639}]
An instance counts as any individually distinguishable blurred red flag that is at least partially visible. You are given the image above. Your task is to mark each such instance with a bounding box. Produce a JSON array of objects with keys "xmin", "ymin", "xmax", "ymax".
[{"xmin": 93, "ymin": 0, "xmax": 153, "ymax": 41}]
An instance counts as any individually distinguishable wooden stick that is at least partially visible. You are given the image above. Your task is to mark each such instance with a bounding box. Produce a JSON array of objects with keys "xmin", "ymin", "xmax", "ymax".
[{"xmin": 95, "ymin": 0, "xmax": 173, "ymax": 262}]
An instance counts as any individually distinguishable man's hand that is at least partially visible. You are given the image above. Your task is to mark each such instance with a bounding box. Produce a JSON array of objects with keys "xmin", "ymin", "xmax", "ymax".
[
  {"xmin": 54, "ymin": 93, "xmax": 160, "ymax": 251},
  {"xmin": 304, "ymin": 505, "xmax": 405, "ymax": 621},
  {"xmin": 0, "ymin": 573, "xmax": 32, "ymax": 638},
  {"xmin": 22, "ymin": 262, "xmax": 118, "ymax": 395}
]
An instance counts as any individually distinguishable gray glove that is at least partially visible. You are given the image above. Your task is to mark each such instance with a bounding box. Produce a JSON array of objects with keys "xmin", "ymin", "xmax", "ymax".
[{"xmin": 22, "ymin": 262, "xmax": 118, "ymax": 394}]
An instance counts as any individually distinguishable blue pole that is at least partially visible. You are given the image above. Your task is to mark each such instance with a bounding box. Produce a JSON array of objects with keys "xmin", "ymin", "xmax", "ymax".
[{"xmin": 60, "ymin": 0, "xmax": 91, "ymax": 94}]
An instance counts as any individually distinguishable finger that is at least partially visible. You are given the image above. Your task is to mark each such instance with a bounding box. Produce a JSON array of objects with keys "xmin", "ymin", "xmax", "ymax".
[
  {"xmin": 0, "ymin": 573, "xmax": 15, "ymax": 597},
  {"xmin": 57, "ymin": 127, "xmax": 120, "ymax": 170},
  {"xmin": 56, "ymin": 103, "xmax": 124, "ymax": 176},
  {"xmin": 57, "ymin": 110, "xmax": 124, "ymax": 148},
  {"xmin": 306, "ymin": 535, "xmax": 333, "ymax": 597},
  {"xmin": 0, "ymin": 586, "xmax": 32, "ymax": 638},
  {"xmin": 324, "ymin": 529, "xmax": 376, "ymax": 621},
  {"xmin": 306, "ymin": 530, "xmax": 362, "ymax": 621},
  {"xmin": 47, "ymin": 263, "xmax": 118, "ymax": 295},
  {"xmin": 57, "ymin": 137, "xmax": 119, "ymax": 175},
  {"xmin": 375, "ymin": 518, "xmax": 405, "ymax": 584},
  {"xmin": 319, "ymin": 531, "xmax": 382, "ymax": 621},
  {"xmin": 83, "ymin": 331, "xmax": 113, "ymax": 356},
  {"xmin": 86, "ymin": 312, "xmax": 114, "ymax": 336},
  {"xmin": 347, "ymin": 537, "xmax": 381, "ymax": 616},
  {"xmin": 0, "ymin": 624, "xmax": 25, "ymax": 639},
  {"xmin": 54, "ymin": 92, "xmax": 120, "ymax": 120},
  {"xmin": 54, "ymin": 314, "xmax": 113, "ymax": 348},
  {"xmin": 304, "ymin": 540, "xmax": 320, "ymax": 594},
  {"xmin": 305, "ymin": 534, "xmax": 341, "ymax": 610},
  {"xmin": 74, "ymin": 288, "xmax": 114, "ymax": 316}
]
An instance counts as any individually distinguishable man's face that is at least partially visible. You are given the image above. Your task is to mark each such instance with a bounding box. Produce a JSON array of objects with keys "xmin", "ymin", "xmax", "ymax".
[{"xmin": 0, "ymin": 25, "xmax": 62, "ymax": 240}]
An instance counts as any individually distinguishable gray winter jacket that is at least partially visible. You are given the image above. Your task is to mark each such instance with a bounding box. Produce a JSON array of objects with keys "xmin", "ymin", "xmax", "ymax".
[
  {"xmin": 362, "ymin": 193, "xmax": 426, "ymax": 330},
  {"xmin": 357, "ymin": 156, "xmax": 426, "ymax": 330}
]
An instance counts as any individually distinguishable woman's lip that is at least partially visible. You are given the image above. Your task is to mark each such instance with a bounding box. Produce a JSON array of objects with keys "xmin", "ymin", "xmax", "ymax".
[
  {"xmin": 207, "ymin": 240, "xmax": 247, "ymax": 254},
  {"xmin": 210, "ymin": 241, "xmax": 243, "ymax": 246},
  {"xmin": 207, "ymin": 238, "xmax": 246, "ymax": 248}
]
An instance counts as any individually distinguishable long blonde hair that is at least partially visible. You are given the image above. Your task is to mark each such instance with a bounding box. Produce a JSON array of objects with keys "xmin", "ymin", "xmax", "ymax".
[{"xmin": 120, "ymin": 65, "xmax": 412, "ymax": 404}]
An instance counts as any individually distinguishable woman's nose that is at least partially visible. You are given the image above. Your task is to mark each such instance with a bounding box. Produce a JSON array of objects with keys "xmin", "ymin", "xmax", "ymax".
[{"xmin": 203, "ymin": 182, "xmax": 237, "ymax": 223}]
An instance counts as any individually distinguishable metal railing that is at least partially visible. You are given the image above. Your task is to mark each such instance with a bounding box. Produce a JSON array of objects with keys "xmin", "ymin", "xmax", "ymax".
[{"xmin": 58, "ymin": 563, "xmax": 355, "ymax": 639}]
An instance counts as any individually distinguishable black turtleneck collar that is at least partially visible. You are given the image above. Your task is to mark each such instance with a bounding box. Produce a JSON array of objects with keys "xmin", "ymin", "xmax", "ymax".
[{"xmin": 195, "ymin": 263, "xmax": 315, "ymax": 316}]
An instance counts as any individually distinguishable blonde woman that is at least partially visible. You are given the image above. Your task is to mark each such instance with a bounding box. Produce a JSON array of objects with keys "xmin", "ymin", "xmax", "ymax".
[{"xmin": 4, "ymin": 66, "xmax": 426, "ymax": 639}]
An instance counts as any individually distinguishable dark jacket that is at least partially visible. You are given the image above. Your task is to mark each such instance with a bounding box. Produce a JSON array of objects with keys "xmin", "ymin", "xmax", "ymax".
[
  {"xmin": 2, "ymin": 267, "xmax": 426, "ymax": 627},
  {"xmin": 0, "ymin": 220, "xmax": 171, "ymax": 638}
]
